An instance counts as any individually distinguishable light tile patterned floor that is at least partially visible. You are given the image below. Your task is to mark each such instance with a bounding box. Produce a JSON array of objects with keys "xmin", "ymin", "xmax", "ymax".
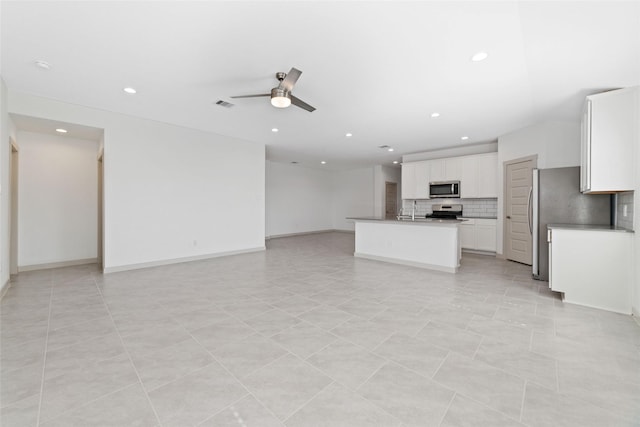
[{"xmin": 1, "ymin": 232, "xmax": 639, "ymax": 426}]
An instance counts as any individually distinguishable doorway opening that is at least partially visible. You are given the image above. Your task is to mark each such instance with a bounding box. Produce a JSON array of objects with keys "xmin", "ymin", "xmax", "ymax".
[{"xmin": 385, "ymin": 181, "xmax": 398, "ymax": 219}]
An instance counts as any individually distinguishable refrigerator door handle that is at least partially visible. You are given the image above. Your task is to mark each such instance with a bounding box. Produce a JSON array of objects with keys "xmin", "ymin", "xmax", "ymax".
[
  {"xmin": 532, "ymin": 169, "xmax": 539, "ymax": 278},
  {"xmin": 527, "ymin": 187, "xmax": 533, "ymax": 234}
]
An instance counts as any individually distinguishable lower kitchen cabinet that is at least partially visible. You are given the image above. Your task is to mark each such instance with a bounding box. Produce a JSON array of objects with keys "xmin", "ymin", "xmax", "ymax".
[
  {"xmin": 460, "ymin": 218, "xmax": 497, "ymax": 252},
  {"xmin": 548, "ymin": 225, "xmax": 633, "ymax": 314}
]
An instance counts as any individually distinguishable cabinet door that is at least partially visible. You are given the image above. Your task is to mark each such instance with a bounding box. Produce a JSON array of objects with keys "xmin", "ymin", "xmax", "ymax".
[
  {"xmin": 401, "ymin": 163, "xmax": 417, "ymax": 199},
  {"xmin": 580, "ymin": 101, "xmax": 591, "ymax": 192},
  {"xmin": 585, "ymin": 87, "xmax": 636, "ymax": 193},
  {"xmin": 445, "ymin": 158, "xmax": 462, "ymax": 181},
  {"xmin": 477, "ymin": 153, "xmax": 498, "ymax": 198},
  {"xmin": 429, "ymin": 160, "xmax": 445, "ymax": 182},
  {"xmin": 460, "ymin": 156, "xmax": 478, "ymax": 198},
  {"xmin": 475, "ymin": 220, "xmax": 497, "ymax": 252},
  {"xmin": 459, "ymin": 223, "xmax": 475, "ymax": 249},
  {"xmin": 414, "ymin": 161, "xmax": 431, "ymax": 199}
]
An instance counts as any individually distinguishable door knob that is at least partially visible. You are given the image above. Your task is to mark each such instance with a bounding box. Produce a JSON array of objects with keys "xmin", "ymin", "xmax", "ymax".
[{"xmin": 506, "ymin": 216, "xmax": 511, "ymax": 219}]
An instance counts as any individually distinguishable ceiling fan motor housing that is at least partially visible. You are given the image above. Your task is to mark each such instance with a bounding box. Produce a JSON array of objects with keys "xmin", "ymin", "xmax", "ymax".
[{"xmin": 270, "ymin": 87, "xmax": 291, "ymax": 108}]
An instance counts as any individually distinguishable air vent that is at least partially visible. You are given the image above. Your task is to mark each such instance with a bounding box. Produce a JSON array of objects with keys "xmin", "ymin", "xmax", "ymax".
[{"xmin": 215, "ymin": 100, "xmax": 234, "ymax": 108}]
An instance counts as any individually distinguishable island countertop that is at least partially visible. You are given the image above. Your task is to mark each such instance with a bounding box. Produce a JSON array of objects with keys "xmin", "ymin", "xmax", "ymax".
[{"xmin": 347, "ymin": 217, "xmax": 466, "ymax": 225}]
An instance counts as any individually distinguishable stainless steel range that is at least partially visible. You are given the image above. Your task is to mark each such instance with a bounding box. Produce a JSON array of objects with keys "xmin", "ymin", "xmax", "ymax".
[{"xmin": 425, "ymin": 204, "xmax": 463, "ymax": 220}]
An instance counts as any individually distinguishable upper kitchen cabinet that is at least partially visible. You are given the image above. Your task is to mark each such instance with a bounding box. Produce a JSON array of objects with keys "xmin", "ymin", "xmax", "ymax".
[
  {"xmin": 581, "ymin": 86, "xmax": 638, "ymax": 193},
  {"xmin": 401, "ymin": 161, "xmax": 430, "ymax": 199},
  {"xmin": 460, "ymin": 153, "xmax": 497, "ymax": 198},
  {"xmin": 429, "ymin": 158, "xmax": 461, "ymax": 182},
  {"xmin": 429, "ymin": 159, "xmax": 446, "ymax": 182},
  {"xmin": 476, "ymin": 153, "xmax": 498, "ymax": 198}
]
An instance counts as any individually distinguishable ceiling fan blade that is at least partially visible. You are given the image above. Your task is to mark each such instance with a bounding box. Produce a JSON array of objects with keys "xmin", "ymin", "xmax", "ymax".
[
  {"xmin": 291, "ymin": 95, "xmax": 316, "ymax": 112},
  {"xmin": 230, "ymin": 94, "xmax": 270, "ymax": 99},
  {"xmin": 280, "ymin": 67, "xmax": 302, "ymax": 91}
]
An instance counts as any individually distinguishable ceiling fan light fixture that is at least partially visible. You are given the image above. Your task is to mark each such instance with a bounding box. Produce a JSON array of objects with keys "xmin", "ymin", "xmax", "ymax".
[{"xmin": 270, "ymin": 88, "xmax": 291, "ymax": 108}]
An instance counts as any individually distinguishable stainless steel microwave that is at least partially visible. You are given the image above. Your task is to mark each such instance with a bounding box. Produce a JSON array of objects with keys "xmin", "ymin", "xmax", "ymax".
[{"xmin": 429, "ymin": 181, "xmax": 460, "ymax": 198}]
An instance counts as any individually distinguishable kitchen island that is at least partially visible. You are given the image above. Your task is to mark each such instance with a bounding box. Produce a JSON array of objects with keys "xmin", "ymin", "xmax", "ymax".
[{"xmin": 348, "ymin": 217, "xmax": 463, "ymax": 273}]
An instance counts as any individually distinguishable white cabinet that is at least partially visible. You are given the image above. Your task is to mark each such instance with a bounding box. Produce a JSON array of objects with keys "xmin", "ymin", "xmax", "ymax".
[
  {"xmin": 459, "ymin": 219, "xmax": 476, "ymax": 249},
  {"xmin": 581, "ymin": 87, "xmax": 637, "ymax": 193},
  {"xmin": 548, "ymin": 227, "xmax": 632, "ymax": 314},
  {"xmin": 401, "ymin": 162, "xmax": 417, "ymax": 199},
  {"xmin": 476, "ymin": 153, "xmax": 498, "ymax": 198},
  {"xmin": 459, "ymin": 218, "xmax": 496, "ymax": 252},
  {"xmin": 445, "ymin": 158, "xmax": 462, "ymax": 181},
  {"xmin": 475, "ymin": 219, "xmax": 497, "ymax": 251},
  {"xmin": 401, "ymin": 161, "xmax": 430, "ymax": 199},
  {"xmin": 460, "ymin": 156, "xmax": 478, "ymax": 198},
  {"xmin": 429, "ymin": 159, "xmax": 445, "ymax": 182},
  {"xmin": 402, "ymin": 152, "xmax": 498, "ymax": 199}
]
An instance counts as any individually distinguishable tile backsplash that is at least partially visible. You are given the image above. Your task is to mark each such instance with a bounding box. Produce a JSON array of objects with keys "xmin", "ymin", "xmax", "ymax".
[
  {"xmin": 401, "ymin": 198, "xmax": 497, "ymax": 218},
  {"xmin": 616, "ymin": 191, "xmax": 634, "ymax": 230}
]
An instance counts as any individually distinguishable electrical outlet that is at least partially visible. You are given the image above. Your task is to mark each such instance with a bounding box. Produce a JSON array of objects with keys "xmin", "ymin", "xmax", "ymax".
[{"xmin": 193, "ymin": 240, "xmax": 197, "ymax": 246}]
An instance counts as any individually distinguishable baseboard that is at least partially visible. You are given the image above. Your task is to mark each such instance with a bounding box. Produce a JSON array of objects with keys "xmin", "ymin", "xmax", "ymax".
[
  {"xmin": 462, "ymin": 249, "xmax": 497, "ymax": 256},
  {"xmin": 354, "ymin": 252, "xmax": 458, "ymax": 274},
  {"xmin": 18, "ymin": 258, "xmax": 98, "ymax": 272},
  {"xmin": 632, "ymin": 306, "xmax": 640, "ymax": 324},
  {"xmin": 0, "ymin": 278, "xmax": 10, "ymax": 300},
  {"xmin": 494, "ymin": 253, "xmax": 507, "ymax": 260},
  {"xmin": 103, "ymin": 246, "xmax": 266, "ymax": 274},
  {"xmin": 266, "ymin": 229, "xmax": 354, "ymax": 240}
]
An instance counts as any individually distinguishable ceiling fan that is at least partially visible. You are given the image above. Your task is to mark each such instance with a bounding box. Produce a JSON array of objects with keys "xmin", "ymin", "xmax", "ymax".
[{"xmin": 231, "ymin": 67, "xmax": 316, "ymax": 112}]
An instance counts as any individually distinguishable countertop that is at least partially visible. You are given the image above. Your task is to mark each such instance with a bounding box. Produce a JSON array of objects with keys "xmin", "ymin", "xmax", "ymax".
[
  {"xmin": 460, "ymin": 216, "xmax": 497, "ymax": 220},
  {"xmin": 347, "ymin": 217, "xmax": 466, "ymax": 225},
  {"xmin": 547, "ymin": 224, "xmax": 634, "ymax": 233}
]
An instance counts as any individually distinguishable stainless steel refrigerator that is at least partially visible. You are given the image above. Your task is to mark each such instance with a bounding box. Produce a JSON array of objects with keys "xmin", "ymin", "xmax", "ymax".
[{"xmin": 532, "ymin": 167, "xmax": 610, "ymax": 281}]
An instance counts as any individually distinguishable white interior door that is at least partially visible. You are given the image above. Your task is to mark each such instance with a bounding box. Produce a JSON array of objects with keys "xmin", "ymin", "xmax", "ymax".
[{"xmin": 505, "ymin": 159, "xmax": 534, "ymax": 265}]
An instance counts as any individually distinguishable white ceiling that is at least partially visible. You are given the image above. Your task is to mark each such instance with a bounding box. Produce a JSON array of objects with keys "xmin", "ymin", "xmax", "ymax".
[{"xmin": 2, "ymin": 1, "xmax": 639, "ymax": 170}]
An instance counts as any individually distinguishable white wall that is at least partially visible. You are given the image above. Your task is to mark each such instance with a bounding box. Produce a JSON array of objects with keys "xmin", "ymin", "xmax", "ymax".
[
  {"xmin": 9, "ymin": 91, "xmax": 265, "ymax": 273},
  {"xmin": 374, "ymin": 165, "xmax": 401, "ymax": 218},
  {"xmin": 266, "ymin": 161, "xmax": 333, "ymax": 237},
  {"xmin": 0, "ymin": 78, "xmax": 9, "ymax": 291},
  {"xmin": 17, "ymin": 131, "xmax": 98, "ymax": 267},
  {"xmin": 496, "ymin": 121, "xmax": 581, "ymax": 254},
  {"xmin": 332, "ymin": 167, "xmax": 375, "ymax": 231}
]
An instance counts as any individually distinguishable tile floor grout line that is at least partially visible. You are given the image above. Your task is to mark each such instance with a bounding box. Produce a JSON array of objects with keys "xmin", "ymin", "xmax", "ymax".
[
  {"xmin": 436, "ymin": 391, "xmax": 457, "ymax": 427},
  {"xmin": 92, "ymin": 275, "xmax": 164, "ymax": 427},
  {"xmin": 519, "ymin": 379, "xmax": 528, "ymax": 423},
  {"xmin": 280, "ymin": 380, "xmax": 336, "ymax": 424},
  {"xmin": 182, "ymin": 327, "xmax": 287, "ymax": 424},
  {"xmin": 34, "ymin": 275, "xmax": 54, "ymax": 427}
]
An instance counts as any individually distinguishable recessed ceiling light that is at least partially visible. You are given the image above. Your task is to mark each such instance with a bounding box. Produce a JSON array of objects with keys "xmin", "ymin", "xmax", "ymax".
[
  {"xmin": 461, "ymin": 136, "xmax": 469, "ymax": 140},
  {"xmin": 345, "ymin": 133, "xmax": 353, "ymax": 137},
  {"xmin": 321, "ymin": 161, "xmax": 327, "ymax": 165},
  {"xmin": 55, "ymin": 128, "xmax": 67, "ymax": 133},
  {"xmin": 430, "ymin": 112, "xmax": 440, "ymax": 118},
  {"xmin": 272, "ymin": 128, "xmax": 279, "ymax": 132},
  {"xmin": 123, "ymin": 87, "xmax": 137, "ymax": 94},
  {"xmin": 387, "ymin": 148, "xmax": 394, "ymax": 152},
  {"xmin": 35, "ymin": 60, "xmax": 51, "ymax": 70},
  {"xmin": 471, "ymin": 51, "xmax": 488, "ymax": 62},
  {"xmin": 393, "ymin": 161, "xmax": 399, "ymax": 164}
]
